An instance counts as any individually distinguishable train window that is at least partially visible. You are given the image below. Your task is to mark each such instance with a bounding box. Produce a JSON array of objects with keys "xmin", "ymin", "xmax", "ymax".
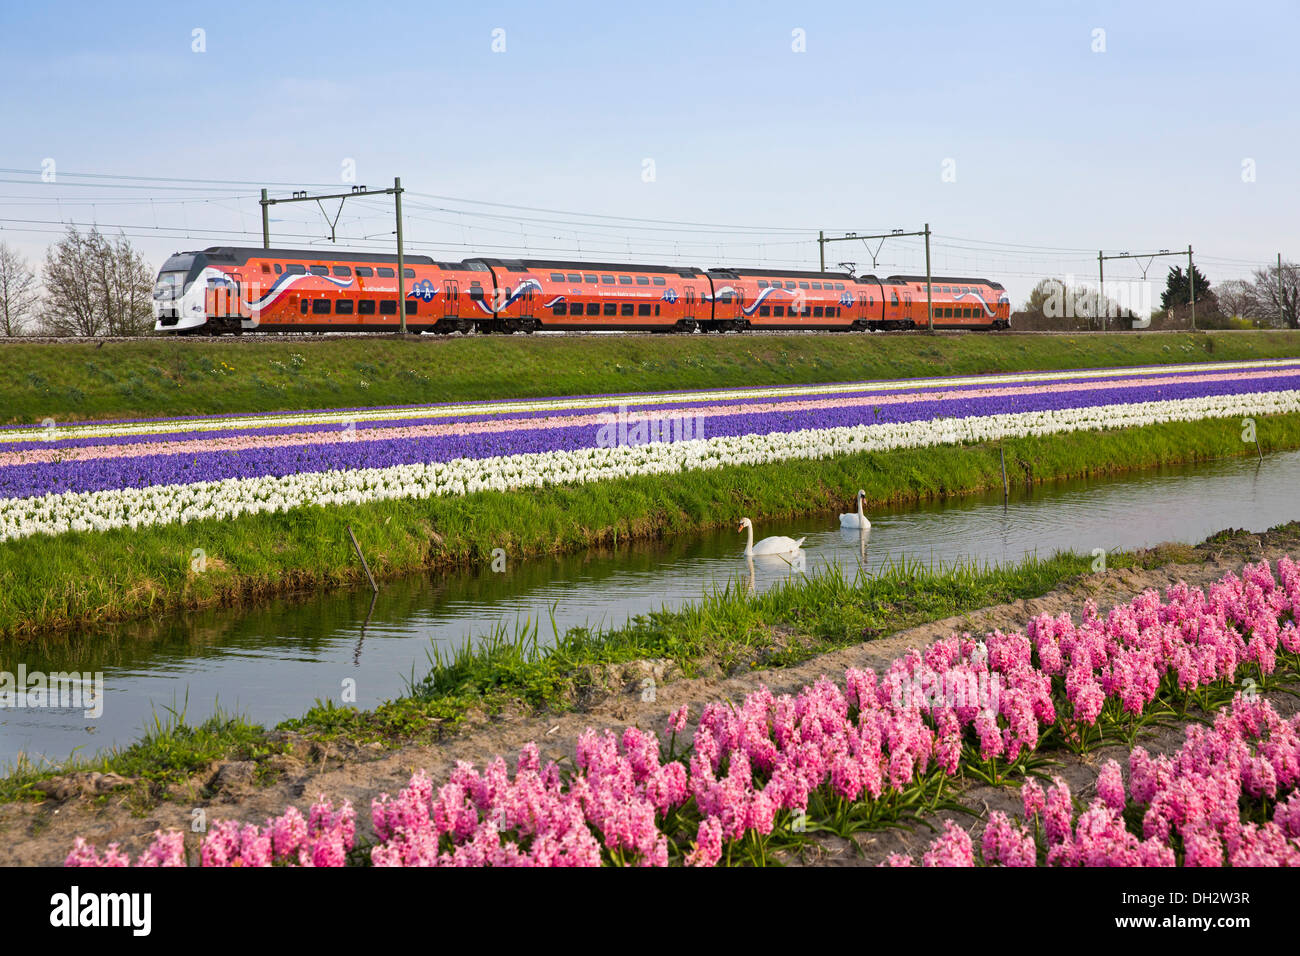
[
  {"xmin": 835, "ymin": 283, "xmax": 845, "ymax": 290},
  {"xmin": 652, "ymin": 277, "xmax": 665, "ymax": 286},
  {"xmin": 310, "ymin": 266, "xmax": 329, "ymax": 276},
  {"xmin": 358, "ymin": 300, "xmax": 376, "ymax": 315},
  {"xmin": 261, "ymin": 264, "xmax": 271, "ymax": 274},
  {"xmin": 552, "ymin": 302, "xmax": 567, "ymax": 316},
  {"xmin": 312, "ymin": 298, "xmax": 331, "ymax": 314},
  {"xmin": 380, "ymin": 300, "xmax": 397, "ymax": 314},
  {"xmin": 336, "ymin": 299, "xmax": 355, "ymax": 315},
  {"xmin": 798, "ymin": 282, "xmax": 809, "ymax": 290},
  {"xmin": 759, "ymin": 306, "xmax": 770, "ymax": 317},
  {"xmin": 551, "ymin": 273, "xmax": 565, "ymax": 282},
  {"xmin": 785, "ymin": 281, "xmax": 796, "ymax": 289},
  {"xmin": 621, "ymin": 303, "xmax": 634, "ymax": 316},
  {"xmin": 404, "ymin": 268, "xmax": 415, "ymax": 278},
  {"xmin": 285, "ymin": 264, "xmax": 306, "ymax": 274},
  {"xmin": 567, "ymin": 273, "xmax": 582, "ymax": 283},
  {"xmin": 333, "ymin": 266, "xmax": 352, "ymax": 277},
  {"xmin": 638, "ymin": 303, "xmax": 651, "ymax": 315},
  {"xmin": 757, "ymin": 280, "xmax": 768, "ymax": 288},
  {"xmin": 811, "ymin": 282, "xmax": 821, "ymax": 290},
  {"xmin": 405, "ymin": 301, "xmax": 418, "ymax": 314},
  {"xmin": 300, "ymin": 298, "xmax": 309, "ymax": 314},
  {"xmin": 813, "ymin": 306, "xmax": 824, "ymax": 317},
  {"xmin": 274, "ymin": 264, "xmax": 283, "ymax": 274},
  {"xmin": 356, "ymin": 267, "xmax": 373, "ymax": 277},
  {"xmin": 586, "ymin": 303, "xmax": 599, "ymax": 315},
  {"xmin": 604, "ymin": 302, "xmax": 617, "ymax": 315},
  {"xmin": 584, "ymin": 274, "xmax": 598, "ymax": 283},
  {"xmin": 635, "ymin": 276, "xmax": 649, "ymax": 285},
  {"xmin": 618, "ymin": 276, "xmax": 633, "ymax": 285},
  {"xmin": 774, "ymin": 305, "xmax": 785, "ymax": 317},
  {"xmin": 891, "ymin": 292, "xmax": 899, "ymax": 306},
  {"xmin": 601, "ymin": 275, "xmax": 615, "ymax": 284},
  {"xmin": 378, "ymin": 267, "xmax": 395, "ymax": 278}
]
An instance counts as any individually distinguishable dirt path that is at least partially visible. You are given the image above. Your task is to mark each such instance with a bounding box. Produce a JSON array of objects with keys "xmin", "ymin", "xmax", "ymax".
[{"xmin": 1, "ymin": 526, "xmax": 1293, "ymax": 866}]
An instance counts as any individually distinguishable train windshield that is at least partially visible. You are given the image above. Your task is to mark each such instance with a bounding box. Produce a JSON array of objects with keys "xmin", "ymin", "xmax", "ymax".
[{"xmin": 154, "ymin": 254, "xmax": 196, "ymax": 300}]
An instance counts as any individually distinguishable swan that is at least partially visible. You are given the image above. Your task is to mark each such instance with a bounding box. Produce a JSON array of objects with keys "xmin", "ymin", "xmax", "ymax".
[
  {"xmin": 839, "ymin": 489, "xmax": 871, "ymax": 530},
  {"xmin": 738, "ymin": 517, "xmax": 805, "ymax": 556}
]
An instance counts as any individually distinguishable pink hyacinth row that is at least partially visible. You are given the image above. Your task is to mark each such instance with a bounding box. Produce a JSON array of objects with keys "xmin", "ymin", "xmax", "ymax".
[
  {"xmin": 886, "ymin": 692, "xmax": 1300, "ymax": 867},
  {"xmin": 67, "ymin": 556, "xmax": 1300, "ymax": 867}
]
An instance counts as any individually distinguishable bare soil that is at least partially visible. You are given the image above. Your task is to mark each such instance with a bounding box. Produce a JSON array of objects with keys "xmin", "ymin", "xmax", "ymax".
[{"xmin": 1, "ymin": 525, "xmax": 1295, "ymax": 866}]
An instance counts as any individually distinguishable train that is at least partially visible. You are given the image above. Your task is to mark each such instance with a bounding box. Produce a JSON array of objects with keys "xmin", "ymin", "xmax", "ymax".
[{"xmin": 152, "ymin": 246, "xmax": 1012, "ymax": 334}]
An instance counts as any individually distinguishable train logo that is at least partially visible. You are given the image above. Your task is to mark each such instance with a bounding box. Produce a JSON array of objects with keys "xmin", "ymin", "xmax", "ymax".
[
  {"xmin": 740, "ymin": 285, "xmax": 790, "ymax": 316},
  {"xmin": 408, "ymin": 279, "xmax": 439, "ymax": 302},
  {"xmin": 839, "ymin": 291, "xmax": 854, "ymax": 308},
  {"xmin": 475, "ymin": 277, "xmax": 543, "ymax": 314},
  {"xmin": 661, "ymin": 288, "xmax": 679, "ymax": 304}
]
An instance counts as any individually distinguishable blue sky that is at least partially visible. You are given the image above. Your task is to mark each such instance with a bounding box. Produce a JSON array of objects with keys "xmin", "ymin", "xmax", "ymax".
[{"xmin": 1, "ymin": 0, "xmax": 1296, "ymax": 305}]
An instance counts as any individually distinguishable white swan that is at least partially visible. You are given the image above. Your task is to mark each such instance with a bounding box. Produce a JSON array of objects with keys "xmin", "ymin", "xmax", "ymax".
[
  {"xmin": 839, "ymin": 489, "xmax": 871, "ymax": 530},
  {"xmin": 738, "ymin": 517, "xmax": 805, "ymax": 556}
]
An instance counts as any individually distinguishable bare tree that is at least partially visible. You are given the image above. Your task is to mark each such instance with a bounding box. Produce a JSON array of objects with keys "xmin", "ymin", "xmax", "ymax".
[
  {"xmin": 1215, "ymin": 279, "xmax": 1262, "ymax": 321},
  {"xmin": 41, "ymin": 226, "xmax": 155, "ymax": 336},
  {"xmin": 1248, "ymin": 260, "xmax": 1300, "ymax": 329},
  {"xmin": 0, "ymin": 242, "xmax": 40, "ymax": 335}
]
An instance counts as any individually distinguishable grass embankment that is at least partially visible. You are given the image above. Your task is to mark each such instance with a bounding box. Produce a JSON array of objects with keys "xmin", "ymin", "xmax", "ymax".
[
  {"xmin": 0, "ymin": 541, "xmax": 1164, "ymax": 802},
  {"xmin": 4, "ymin": 330, "xmax": 1299, "ymax": 423},
  {"xmin": 3, "ymin": 411, "xmax": 1299, "ymax": 639}
]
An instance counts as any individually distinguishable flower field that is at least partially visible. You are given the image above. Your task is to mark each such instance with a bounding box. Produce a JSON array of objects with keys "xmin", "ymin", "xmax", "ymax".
[
  {"xmin": 65, "ymin": 554, "xmax": 1300, "ymax": 867},
  {"xmin": 3, "ymin": 359, "xmax": 1299, "ymax": 544}
]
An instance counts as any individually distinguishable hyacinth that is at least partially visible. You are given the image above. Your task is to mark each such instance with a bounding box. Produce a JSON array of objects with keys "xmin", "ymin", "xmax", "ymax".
[
  {"xmin": 65, "ymin": 559, "xmax": 1300, "ymax": 867},
  {"xmin": 7, "ymin": 363, "xmax": 1300, "ymax": 543}
]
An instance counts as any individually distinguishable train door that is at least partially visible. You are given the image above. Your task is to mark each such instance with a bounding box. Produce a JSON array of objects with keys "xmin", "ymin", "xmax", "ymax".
[
  {"xmin": 518, "ymin": 279, "xmax": 534, "ymax": 319},
  {"xmin": 684, "ymin": 285, "xmax": 696, "ymax": 321},
  {"xmin": 904, "ymin": 291, "xmax": 912, "ymax": 327},
  {"xmin": 443, "ymin": 279, "xmax": 458, "ymax": 318}
]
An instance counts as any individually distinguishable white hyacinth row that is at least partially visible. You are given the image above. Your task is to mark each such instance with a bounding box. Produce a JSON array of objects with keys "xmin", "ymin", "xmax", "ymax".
[{"xmin": 1, "ymin": 389, "xmax": 1297, "ymax": 544}]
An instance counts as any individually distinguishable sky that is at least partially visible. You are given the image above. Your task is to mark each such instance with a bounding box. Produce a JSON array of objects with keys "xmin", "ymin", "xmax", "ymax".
[{"xmin": 1, "ymin": 0, "xmax": 1297, "ymax": 307}]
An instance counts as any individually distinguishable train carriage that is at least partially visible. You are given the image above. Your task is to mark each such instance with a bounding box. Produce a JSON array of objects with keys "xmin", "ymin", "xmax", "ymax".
[
  {"xmin": 887, "ymin": 275, "xmax": 1011, "ymax": 330},
  {"xmin": 465, "ymin": 258, "xmax": 709, "ymax": 333}
]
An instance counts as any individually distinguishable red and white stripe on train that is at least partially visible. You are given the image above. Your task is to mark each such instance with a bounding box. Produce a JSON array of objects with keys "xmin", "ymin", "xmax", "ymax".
[{"xmin": 152, "ymin": 246, "xmax": 1012, "ymax": 334}]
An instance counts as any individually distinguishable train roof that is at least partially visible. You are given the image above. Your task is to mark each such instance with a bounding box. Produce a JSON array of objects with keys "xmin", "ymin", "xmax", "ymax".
[
  {"xmin": 888, "ymin": 274, "xmax": 1006, "ymax": 290},
  {"xmin": 468, "ymin": 257, "xmax": 705, "ymax": 278},
  {"xmin": 707, "ymin": 267, "xmax": 870, "ymax": 282},
  {"xmin": 190, "ymin": 246, "xmax": 476, "ymax": 271}
]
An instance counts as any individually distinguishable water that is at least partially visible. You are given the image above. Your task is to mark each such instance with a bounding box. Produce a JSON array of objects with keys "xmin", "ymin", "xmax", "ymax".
[{"xmin": 4, "ymin": 450, "xmax": 1298, "ymax": 768}]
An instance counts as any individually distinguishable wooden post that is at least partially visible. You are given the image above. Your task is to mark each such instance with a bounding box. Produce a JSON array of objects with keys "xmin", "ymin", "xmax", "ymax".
[{"xmin": 347, "ymin": 524, "xmax": 379, "ymax": 593}]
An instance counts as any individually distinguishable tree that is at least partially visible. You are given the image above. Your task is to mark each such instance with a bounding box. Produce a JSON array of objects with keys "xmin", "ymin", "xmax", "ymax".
[
  {"xmin": 41, "ymin": 226, "xmax": 155, "ymax": 336},
  {"xmin": 1214, "ymin": 279, "xmax": 1262, "ymax": 320},
  {"xmin": 0, "ymin": 242, "xmax": 40, "ymax": 335},
  {"xmin": 1247, "ymin": 260, "xmax": 1299, "ymax": 329},
  {"xmin": 1160, "ymin": 264, "xmax": 1211, "ymax": 311}
]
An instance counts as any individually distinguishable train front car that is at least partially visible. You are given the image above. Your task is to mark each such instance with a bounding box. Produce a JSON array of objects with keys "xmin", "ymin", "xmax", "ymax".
[
  {"xmin": 152, "ymin": 251, "xmax": 221, "ymax": 333},
  {"xmin": 889, "ymin": 275, "xmax": 1011, "ymax": 330}
]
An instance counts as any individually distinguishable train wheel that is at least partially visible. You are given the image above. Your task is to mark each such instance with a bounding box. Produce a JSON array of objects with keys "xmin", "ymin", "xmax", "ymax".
[{"xmin": 674, "ymin": 319, "xmax": 698, "ymax": 333}]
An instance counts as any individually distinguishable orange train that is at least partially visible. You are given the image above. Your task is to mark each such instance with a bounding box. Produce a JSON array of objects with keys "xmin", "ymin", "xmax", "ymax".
[{"xmin": 152, "ymin": 246, "xmax": 1011, "ymax": 334}]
